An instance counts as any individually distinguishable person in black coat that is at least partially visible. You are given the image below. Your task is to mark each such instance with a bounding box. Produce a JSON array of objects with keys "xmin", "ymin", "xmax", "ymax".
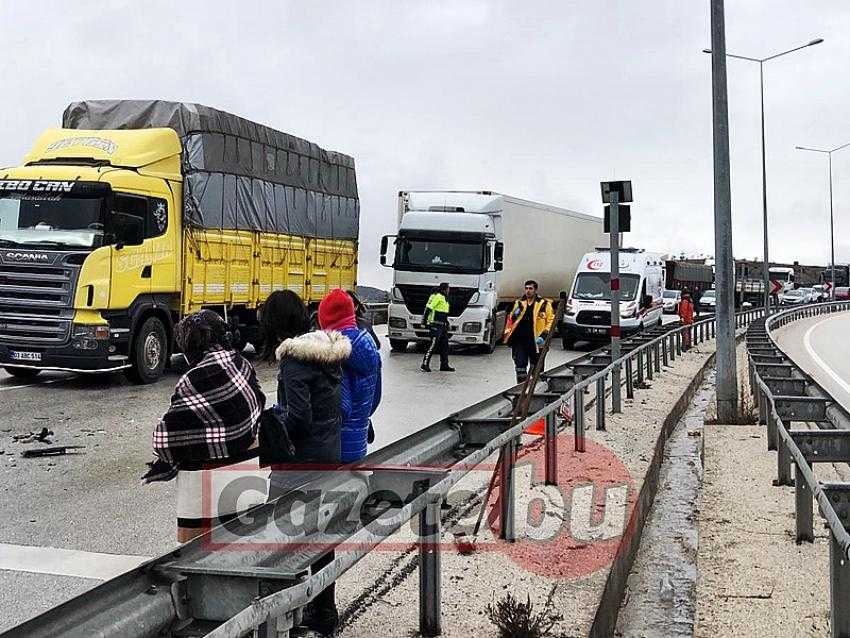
[{"xmin": 259, "ymin": 290, "xmax": 350, "ymax": 637}]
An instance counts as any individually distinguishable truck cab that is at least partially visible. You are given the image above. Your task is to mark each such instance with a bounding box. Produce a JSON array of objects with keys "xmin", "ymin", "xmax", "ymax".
[
  {"xmin": 0, "ymin": 129, "xmax": 181, "ymax": 382},
  {"xmin": 561, "ymin": 249, "xmax": 665, "ymax": 348},
  {"xmin": 382, "ymin": 192, "xmax": 504, "ymax": 353}
]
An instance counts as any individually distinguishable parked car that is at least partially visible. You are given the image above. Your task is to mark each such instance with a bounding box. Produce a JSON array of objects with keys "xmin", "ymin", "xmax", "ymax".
[
  {"xmin": 662, "ymin": 289, "xmax": 681, "ymax": 314},
  {"xmin": 780, "ymin": 288, "xmax": 807, "ymax": 305},
  {"xmin": 836, "ymin": 287, "xmax": 850, "ymax": 301},
  {"xmin": 699, "ymin": 289, "xmax": 716, "ymax": 313}
]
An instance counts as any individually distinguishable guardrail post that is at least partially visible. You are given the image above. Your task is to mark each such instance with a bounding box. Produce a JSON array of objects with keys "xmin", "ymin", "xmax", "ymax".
[
  {"xmin": 612, "ymin": 362, "xmax": 622, "ymax": 414},
  {"xmin": 498, "ymin": 438, "xmax": 517, "ymax": 541},
  {"xmin": 419, "ymin": 495, "xmax": 442, "ymax": 636},
  {"xmin": 676, "ymin": 331, "xmax": 682, "ymax": 356},
  {"xmin": 574, "ymin": 386, "xmax": 586, "ymax": 453},
  {"xmin": 758, "ymin": 388, "xmax": 766, "ymax": 426},
  {"xmin": 646, "ymin": 347, "xmax": 654, "ymax": 381},
  {"xmin": 794, "ymin": 464, "xmax": 813, "ymax": 544},
  {"xmin": 653, "ymin": 343, "xmax": 661, "ymax": 373},
  {"xmin": 776, "ymin": 435, "xmax": 793, "ymax": 487},
  {"xmin": 545, "ymin": 412, "xmax": 557, "ymax": 486},
  {"xmin": 625, "ymin": 358, "xmax": 634, "ymax": 399},
  {"xmin": 766, "ymin": 405, "xmax": 777, "ymax": 450},
  {"xmin": 662, "ymin": 337, "xmax": 669, "ymax": 367},
  {"xmin": 637, "ymin": 350, "xmax": 645, "ymax": 386},
  {"xmin": 830, "ymin": 534, "xmax": 850, "ymax": 636},
  {"xmin": 669, "ymin": 334, "xmax": 676, "ymax": 362},
  {"xmin": 596, "ymin": 376, "xmax": 606, "ymax": 431}
]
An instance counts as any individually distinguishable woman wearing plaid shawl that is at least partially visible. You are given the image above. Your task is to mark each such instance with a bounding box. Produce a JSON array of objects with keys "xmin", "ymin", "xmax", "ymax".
[{"xmin": 145, "ymin": 310, "xmax": 266, "ymax": 542}]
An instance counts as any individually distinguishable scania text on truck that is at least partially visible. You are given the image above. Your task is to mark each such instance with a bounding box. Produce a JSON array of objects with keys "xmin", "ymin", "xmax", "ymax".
[
  {"xmin": 0, "ymin": 100, "xmax": 359, "ymax": 382},
  {"xmin": 380, "ymin": 191, "xmax": 603, "ymax": 353},
  {"xmin": 561, "ymin": 248, "xmax": 665, "ymax": 348}
]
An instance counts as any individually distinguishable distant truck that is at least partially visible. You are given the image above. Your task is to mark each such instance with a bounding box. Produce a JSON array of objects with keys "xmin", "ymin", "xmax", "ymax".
[
  {"xmin": 0, "ymin": 100, "xmax": 359, "ymax": 382},
  {"xmin": 664, "ymin": 260, "xmax": 714, "ymax": 293},
  {"xmin": 561, "ymin": 248, "xmax": 665, "ymax": 348},
  {"xmin": 380, "ymin": 191, "xmax": 604, "ymax": 353}
]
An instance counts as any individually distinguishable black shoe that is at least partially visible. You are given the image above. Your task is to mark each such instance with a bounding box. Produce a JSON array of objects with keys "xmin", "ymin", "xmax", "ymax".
[
  {"xmin": 440, "ymin": 366, "xmax": 456, "ymax": 372},
  {"xmin": 421, "ymin": 364, "xmax": 432, "ymax": 372}
]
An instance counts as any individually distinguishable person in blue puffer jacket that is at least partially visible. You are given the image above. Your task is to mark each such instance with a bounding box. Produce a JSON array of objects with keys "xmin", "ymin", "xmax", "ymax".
[{"xmin": 318, "ymin": 289, "xmax": 382, "ymax": 462}]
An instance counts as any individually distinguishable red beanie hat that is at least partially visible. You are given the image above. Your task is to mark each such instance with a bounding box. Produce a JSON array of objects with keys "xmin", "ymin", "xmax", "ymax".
[{"xmin": 318, "ymin": 289, "xmax": 356, "ymax": 331}]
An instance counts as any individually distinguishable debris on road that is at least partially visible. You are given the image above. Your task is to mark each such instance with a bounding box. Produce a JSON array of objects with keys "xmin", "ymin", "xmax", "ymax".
[
  {"xmin": 20, "ymin": 445, "xmax": 85, "ymax": 458},
  {"xmin": 12, "ymin": 428, "xmax": 54, "ymax": 444}
]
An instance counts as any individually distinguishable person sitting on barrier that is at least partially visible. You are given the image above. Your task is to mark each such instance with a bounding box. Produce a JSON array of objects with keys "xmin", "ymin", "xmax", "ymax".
[
  {"xmin": 260, "ymin": 289, "xmax": 349, "ymax": 637},
  {"xmin": 679, "ymin": 291, "xmax": 695, "ymax": 350},
  {"xmin": 144, "ymin": 310, "xmax": 266, "ymax": 543},
  {"xmin": 319, "ymin": 289, "xmax": 382, "ymax": 462}
]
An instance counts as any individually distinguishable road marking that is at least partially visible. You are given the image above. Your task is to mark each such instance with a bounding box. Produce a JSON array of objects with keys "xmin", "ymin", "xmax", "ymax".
[
  {"xmin": 0, "ymin": 543, "xmax": 150, "ymax": 580},
  {"xmin": 803, "ymin": 317, "xmax": 850, "ymax": 396},
  {"xmin": 0, "ymin": 377, "xmax": 67, "ymax": 392}
]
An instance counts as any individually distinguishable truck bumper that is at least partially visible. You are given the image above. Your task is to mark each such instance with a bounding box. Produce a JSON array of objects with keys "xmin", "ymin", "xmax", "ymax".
[
  {"xmin": 0, "ymin": 341, "xmax": 129, "ymax": 373},
  {"xmin": 387, "ymin": 303, "xmax": 491, "ymax": 344}
]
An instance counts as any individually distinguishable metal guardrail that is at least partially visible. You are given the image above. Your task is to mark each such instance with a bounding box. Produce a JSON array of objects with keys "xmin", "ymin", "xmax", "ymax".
[
  {"xmin": 746, "ymin": 301, "xmax": 850, "ymax": 638},
  {"xmin": 7, "ymin": 307, "xmax": 763, "ymax": 638}
]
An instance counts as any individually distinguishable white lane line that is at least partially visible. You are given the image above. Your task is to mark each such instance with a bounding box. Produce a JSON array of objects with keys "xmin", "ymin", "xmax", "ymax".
[
  {"xmin": 0, "ymin": 377, "xmax": 70, "ymax": 392},
  {"xmin": 803, "ymin": 317, "xmax": 850, "ymax": 396},
  {"xmin": 0, "ymin": 543, "xmax": 150, "ymax": 580}
]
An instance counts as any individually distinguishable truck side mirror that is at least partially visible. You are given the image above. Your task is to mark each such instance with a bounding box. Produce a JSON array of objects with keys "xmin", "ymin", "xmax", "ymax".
[{"xmin": 380, "ymin": 236, "xmax": 389, "ymax": 266}]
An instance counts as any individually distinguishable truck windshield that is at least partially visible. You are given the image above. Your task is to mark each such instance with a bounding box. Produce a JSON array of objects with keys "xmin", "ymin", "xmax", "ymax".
[
  {"xmin": 0, "ymin": 193, "xmax": 104, "ymax": 248},
  {"xmin": 769, "ymin": 270, "xmax": 791, "ymax": 282},
  {"xmin": 394, "ymin": 237, "xmax": 486, "ymax": 273},
  {"xmin": 572, "ymin": 273, "xmax": 641, "ymax": 301}
]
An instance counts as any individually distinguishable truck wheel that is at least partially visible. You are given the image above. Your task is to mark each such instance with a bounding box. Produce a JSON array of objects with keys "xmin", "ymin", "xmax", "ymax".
[
  {"xmin": 126, "ymin": 317, "xmax": 168, "ymax": 384},
  {"xmin": 389, "ymin": 339, "xmax": 409, "ymax": 353},
  {"xmin": 4, "ymin": 367, "xmax": 40, "ymax": 380}
]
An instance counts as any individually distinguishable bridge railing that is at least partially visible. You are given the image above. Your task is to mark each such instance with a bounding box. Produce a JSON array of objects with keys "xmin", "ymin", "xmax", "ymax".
[{"xmin": 747, "ymin": 300, "xmax": 850, "ymax": 636}]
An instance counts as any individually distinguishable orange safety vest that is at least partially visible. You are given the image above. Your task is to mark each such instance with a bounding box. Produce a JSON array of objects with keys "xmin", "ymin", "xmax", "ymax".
[{"xmin": 679, "ymin": 298, "xmax": 694, "ymax": 324}]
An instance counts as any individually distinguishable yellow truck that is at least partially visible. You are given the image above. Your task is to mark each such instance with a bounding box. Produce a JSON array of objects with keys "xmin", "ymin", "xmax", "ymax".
[{"xmin": 0, "ymin": 100, "xmax": 359, "ymax": 382}]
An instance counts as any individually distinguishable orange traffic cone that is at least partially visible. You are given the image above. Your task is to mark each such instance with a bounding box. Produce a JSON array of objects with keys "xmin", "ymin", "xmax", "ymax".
[{"xmin": 523, "ymin": 418, "xmax": 545, "ymax": 436}]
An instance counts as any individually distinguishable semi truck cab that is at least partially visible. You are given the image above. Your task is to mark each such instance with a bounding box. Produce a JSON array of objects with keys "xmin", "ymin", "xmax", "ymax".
[{"xmin": 0, "ymin": 128, "xmax": 182, "ymax": 382}]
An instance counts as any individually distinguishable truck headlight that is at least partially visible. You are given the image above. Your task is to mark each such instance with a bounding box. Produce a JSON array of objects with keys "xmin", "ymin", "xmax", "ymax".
[
  {"xmin": 566, "ymin": 301, "xmax": 576, "ymax": 316},
  {"xmin": 468, "ymin": 292, "xmax": 480, "ymax": 305},
  {"xmin": 72, "ymin": 324, "xmax": 110, "ymax": 350},
  {"xmin": 388, "ymin": 317, "xmax": 407, "ymax": 329},
  {"xmin": 462, "ymin": 322, "xmax": 482, "ymax": 333}
]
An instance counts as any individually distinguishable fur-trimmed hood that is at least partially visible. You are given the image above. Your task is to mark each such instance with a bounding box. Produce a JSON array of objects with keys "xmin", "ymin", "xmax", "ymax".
[{"xmin": 275, "ymin": 330, "xmax": 351, "ymax": 364}]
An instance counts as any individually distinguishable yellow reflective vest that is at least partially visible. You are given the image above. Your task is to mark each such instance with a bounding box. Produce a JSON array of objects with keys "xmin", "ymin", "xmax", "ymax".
[{"xmin": 503, "ymin": 296, "xmax": 554, "ymax": 344}]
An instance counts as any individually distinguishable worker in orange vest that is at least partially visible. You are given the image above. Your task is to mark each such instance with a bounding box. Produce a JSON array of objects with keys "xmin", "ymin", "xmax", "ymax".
[{"xmin": 679, "ymin": 291, "xmax": 695, "ymax": 350}]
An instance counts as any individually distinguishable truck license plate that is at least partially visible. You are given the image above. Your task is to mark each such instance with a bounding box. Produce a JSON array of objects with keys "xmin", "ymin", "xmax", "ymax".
[
  {"xmin": 10, "ymin": 351, "xmax": 41, "ymax": 362},
  {"xmin": 591, "ymin": 328, "xmax": 606, "ymax": 335}
]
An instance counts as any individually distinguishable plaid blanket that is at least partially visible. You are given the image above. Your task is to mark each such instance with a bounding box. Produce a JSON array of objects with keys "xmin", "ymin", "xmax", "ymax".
[{"xmin": 152, "ymin": 346, "xmax": 265, "ymax": 465}]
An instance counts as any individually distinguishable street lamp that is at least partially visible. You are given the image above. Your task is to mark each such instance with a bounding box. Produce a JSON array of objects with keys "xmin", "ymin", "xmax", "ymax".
[
  {"xmin": 795, "ymin": 141, "xmax": 850, "ymax": 299},
  {"xmin": 703, "ymin": 38, "xmax": 824, "ymax": 315}
]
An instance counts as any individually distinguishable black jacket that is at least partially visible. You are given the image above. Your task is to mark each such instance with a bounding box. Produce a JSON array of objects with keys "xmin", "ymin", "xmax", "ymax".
[{"xmin": 275, "ymin": 330, "xmax": 352, "ymax": 464}]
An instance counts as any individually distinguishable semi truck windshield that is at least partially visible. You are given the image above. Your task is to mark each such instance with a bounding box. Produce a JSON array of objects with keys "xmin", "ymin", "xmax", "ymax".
[
  {"xmin": 395, "ymin": 237, "xmax": 486, "ymax": 273},
  {"xmin": 0, "ymin": 193, "xmax": 105, "ymax": 248},
  {"xmin": 573, "ymin": 273, "xmax": 641, "ymax": 301}
]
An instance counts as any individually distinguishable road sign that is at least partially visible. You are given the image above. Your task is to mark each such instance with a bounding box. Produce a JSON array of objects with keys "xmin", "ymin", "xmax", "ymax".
[
  {"xmin": 603, "ymin": 204, "xmax": 631, "ymax": 232},
  {"xmin": 600, "ymin": 180, "xmax": 633, "ymax": 204},
  {"xmin": 770, "ymin": 279, "xmax": 782, "ymax": 295}
]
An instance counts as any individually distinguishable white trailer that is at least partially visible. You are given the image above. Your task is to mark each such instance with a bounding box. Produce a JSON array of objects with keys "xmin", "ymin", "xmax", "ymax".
[{"xmin": 380, "ymin": 190, "xmax": 604, "ymax": 353}]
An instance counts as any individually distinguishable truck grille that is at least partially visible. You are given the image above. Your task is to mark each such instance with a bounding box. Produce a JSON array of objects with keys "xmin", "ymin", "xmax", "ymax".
[
  {"xmin": 576, "ymin": 310, "xmax": 611, "ymax": 326},
  {"xmin": 0, "ymin": 254, "xmax": 81, "ymax": 345},
  {"xmin": 397, "ymin": 285, "xmax": 476, "ymax": 317}
]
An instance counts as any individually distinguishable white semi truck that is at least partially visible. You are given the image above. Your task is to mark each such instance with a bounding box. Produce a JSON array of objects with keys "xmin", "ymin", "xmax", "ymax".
[{"xmin": 380, "ymin": 190, "xmax": 604, "ymax": 353}]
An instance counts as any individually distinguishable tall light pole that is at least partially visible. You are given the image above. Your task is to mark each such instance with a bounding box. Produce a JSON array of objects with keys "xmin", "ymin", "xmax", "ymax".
[
  {"xmin": 795, "ymin": 141, "xmax": 850, "ymax": 299},
  {"xmin": 703, "ymin": 37, "xmax": 824, "ymax": 315},
  {"xmin": 709, "ymin": 0, "xmax": 737, "ymax": 422}
]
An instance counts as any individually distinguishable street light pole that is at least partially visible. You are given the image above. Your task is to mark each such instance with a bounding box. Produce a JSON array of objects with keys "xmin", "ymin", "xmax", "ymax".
[
  {"xmin": 795, "ymin": 141, "xmax": 850, "ymax": 299},
  {"xmin": 703, "ymin": 37, "xmax": 823, "ymax": 315}
]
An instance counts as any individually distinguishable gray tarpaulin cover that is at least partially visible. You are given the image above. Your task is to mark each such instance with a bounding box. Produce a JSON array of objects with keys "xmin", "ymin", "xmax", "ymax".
[{"xmin": 62, "ymin": 100, "xmax": 359, "ymax": 240}]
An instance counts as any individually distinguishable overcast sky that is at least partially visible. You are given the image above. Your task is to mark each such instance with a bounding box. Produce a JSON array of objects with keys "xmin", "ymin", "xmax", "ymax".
[{"xmin": 3, "ymin": 0, "xmax": 849, "ymax": 287}]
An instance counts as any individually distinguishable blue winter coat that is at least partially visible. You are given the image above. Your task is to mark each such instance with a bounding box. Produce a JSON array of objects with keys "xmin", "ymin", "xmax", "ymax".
[{"xmin": 339, "ymin": 327, "xmax": 382, "ymax": 462}]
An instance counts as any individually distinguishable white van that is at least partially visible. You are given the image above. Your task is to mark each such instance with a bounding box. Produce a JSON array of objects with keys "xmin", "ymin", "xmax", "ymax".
[{"xmin": 561, "ymin": 248, "xmax": 665, "ymax": 348}]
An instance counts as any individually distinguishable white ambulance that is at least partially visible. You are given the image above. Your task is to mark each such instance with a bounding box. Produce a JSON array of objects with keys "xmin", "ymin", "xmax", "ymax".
[{"xmin": 561, "ymin": 248, "xmax": 665, "ymax": 348}]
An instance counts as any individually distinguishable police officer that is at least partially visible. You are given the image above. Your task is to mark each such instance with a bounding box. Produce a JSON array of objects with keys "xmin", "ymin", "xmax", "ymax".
[
  {"xmin": 421, "ymin": 282, "xmax": 454, "ymax": 372},
  {"xmin": 503, "ymin": 280, "xmax": 554, "ymax": 383}
]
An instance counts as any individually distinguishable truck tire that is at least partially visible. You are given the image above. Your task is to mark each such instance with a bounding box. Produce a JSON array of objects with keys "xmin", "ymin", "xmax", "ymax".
[
  {"xmin": 4, "ymin": 367, "xmax": 40, "ymax": 380},
  {"xmin": 126, "ymin": 316, "xmax": 168, "ymax": 384},
  {"xmin": 389, "ymin": 339, "xmax": 409, "ymax": 353}
]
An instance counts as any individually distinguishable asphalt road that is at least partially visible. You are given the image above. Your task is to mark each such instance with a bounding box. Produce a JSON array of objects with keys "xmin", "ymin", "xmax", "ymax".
[
  {"xmin": 0, "ymin": 316, "xmax": 684, "ymax": 630},
  {"xmin": 773, "ymin": 310, "xmax": 850, "ymax": 411}
]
